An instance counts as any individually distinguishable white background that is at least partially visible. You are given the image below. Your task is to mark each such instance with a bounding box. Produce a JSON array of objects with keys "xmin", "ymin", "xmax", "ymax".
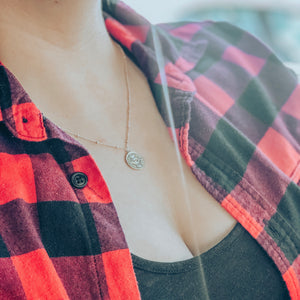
[{"xmin": 125, "ymin": 0, "xmax": 300, "ymax": 24}]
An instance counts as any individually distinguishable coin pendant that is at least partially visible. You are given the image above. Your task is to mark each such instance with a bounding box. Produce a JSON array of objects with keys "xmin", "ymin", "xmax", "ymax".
[{"xmin": 125, "ymin": 151, "xmax": 144, "ymax": 170}]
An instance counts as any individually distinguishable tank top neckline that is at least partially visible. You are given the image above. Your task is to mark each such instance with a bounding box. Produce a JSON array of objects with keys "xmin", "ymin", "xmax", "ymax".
[{"xmin": 130, "ymin": 221, "xmax": 244, "ymax": 274}]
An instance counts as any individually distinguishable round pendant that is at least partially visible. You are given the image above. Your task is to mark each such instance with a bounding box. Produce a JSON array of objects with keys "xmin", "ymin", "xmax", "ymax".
[{"xmin": 125, "ymin": 151, "xmax": 144, "ymax": 170}]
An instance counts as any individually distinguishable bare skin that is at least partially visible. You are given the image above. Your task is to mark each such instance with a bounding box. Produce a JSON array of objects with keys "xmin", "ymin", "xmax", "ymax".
[{"xmin": 0, "ymin": 0, "xmax": 237, "ymax": 262}]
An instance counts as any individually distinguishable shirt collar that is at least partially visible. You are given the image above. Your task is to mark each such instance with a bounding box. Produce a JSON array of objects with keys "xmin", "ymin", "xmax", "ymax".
[{"xmin": 0, "ymin": 0, "xmax": 195, "ymax": 142}]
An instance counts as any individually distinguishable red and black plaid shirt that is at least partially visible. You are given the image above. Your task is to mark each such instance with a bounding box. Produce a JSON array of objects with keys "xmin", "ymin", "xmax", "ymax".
[{"xmin": 0, "ymin": 0, "xmax": 299, "ymax": 298}]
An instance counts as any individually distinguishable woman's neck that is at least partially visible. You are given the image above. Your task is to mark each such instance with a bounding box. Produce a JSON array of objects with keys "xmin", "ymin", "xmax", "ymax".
[
  {"xmin": 0, "ymin": 0, "xmax": 128, "ymax": 123},
  {"xmin": 0, "ymin": 0, "xmax": 121, "ymax": 81},
  {"xmin": 0, "ymin": 0, "xmax": 109, "ymax": 51}
]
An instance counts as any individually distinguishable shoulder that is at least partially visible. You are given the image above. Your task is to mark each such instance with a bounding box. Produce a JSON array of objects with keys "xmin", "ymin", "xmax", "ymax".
[
  {"xmin": 151, "ymin": 20, "xmax": 298, "ymax": 86},
  {"xmin": 150, "ymin": 20, "xmax": 283, "ymax": 80},
  {"xmin": 153, "ymin": 20, "xmax": 272, "ymax": 55}
]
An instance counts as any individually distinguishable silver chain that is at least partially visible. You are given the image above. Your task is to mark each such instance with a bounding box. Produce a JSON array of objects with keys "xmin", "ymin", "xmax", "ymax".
[
  {"xmin": 57, "ymin": 42, "xmax": 145, "ymax": 170},
  {"xmin": 62, "ymin": 42, "xmax": 131, "ymax": 151}
]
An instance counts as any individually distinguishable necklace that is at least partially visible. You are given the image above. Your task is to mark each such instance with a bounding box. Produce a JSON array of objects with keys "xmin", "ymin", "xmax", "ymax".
[{"xmin": 60, "ymin": 42, "xmax": 145, "ymax": 170}]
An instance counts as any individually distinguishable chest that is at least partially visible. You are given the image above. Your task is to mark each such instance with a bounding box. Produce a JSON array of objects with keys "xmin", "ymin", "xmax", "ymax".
[
  {"xmin": 31, "ymin": 60, "xmax": 237, "ymax": 262},
  {"xmin": 74, "ymin": 95, "xmax": 237, "ymax": 262},
  {"xmin": 91, "ymin": 151, "xmax": 236, "ymax": 262}
]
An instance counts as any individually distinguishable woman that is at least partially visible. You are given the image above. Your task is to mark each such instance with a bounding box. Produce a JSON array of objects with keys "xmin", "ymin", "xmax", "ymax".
[{"xmin": 0, "ymin": 0, "xmax": 298, "ymax": 299}]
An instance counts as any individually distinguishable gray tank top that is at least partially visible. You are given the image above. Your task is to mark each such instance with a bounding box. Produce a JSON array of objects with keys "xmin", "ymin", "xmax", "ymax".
[{"xmin": 131, "ymin": 222, "xmax": 290, "ymax": 299}]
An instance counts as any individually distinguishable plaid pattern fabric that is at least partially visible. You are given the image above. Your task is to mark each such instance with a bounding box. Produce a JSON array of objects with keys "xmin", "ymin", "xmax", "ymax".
[{"xmin": 0, "ymin": 0, "xmax": 299, "ymax": 298}]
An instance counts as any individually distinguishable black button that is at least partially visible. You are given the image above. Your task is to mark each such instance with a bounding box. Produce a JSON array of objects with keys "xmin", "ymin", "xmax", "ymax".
[{"xmin": 70, "ymin": 172, "xmax": 88, "ymax": 189}]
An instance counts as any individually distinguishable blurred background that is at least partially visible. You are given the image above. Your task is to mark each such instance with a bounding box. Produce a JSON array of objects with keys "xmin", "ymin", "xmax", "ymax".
[{"xmin": 125, "ymin": 0, "xmax": 300, "ymax": 75}]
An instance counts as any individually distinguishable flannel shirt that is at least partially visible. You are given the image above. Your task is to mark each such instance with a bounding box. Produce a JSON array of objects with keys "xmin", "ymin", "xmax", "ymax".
[{"xmin": 0, "ymin": 0, "xmax": 299, "ymax": 299}]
